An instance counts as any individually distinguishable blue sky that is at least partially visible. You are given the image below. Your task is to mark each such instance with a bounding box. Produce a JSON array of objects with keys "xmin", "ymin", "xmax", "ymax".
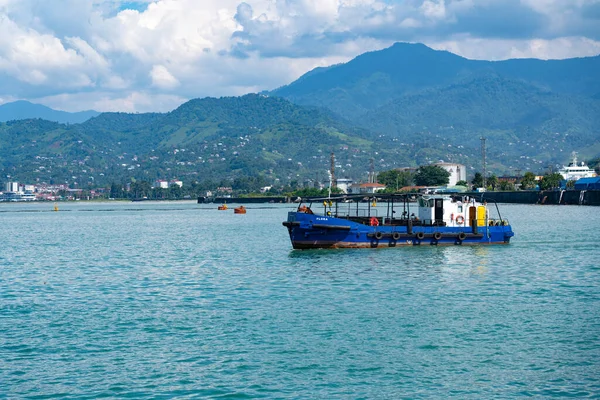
[
  {"xmin": 0, "ymin": 0, "xmax": 599, "ymax": 113},
  {"xmin": 118, "ymin": 1, "xmax": 149, "ymax": 12}
]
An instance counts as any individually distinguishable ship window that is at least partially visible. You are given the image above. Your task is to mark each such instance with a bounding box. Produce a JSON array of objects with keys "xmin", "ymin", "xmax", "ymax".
[
  {"xmin": 458, "ymin": 206, "xmax": 463, "ymax": 212},
  {"xmin": 418, "ymin": 198, "xmax": 434, "ymax": 207}
]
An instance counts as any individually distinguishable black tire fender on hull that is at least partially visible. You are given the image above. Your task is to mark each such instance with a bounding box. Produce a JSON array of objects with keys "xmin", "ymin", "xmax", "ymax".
[{"xmin": 290, "ymin": 239, "xmax": 511, "ymax": 249}]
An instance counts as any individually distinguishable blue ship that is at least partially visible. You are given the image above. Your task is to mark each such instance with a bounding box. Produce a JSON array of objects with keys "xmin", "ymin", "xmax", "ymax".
[{"xmin": 283, "ymin": 194, "xmax": 514, "ymax": 249}]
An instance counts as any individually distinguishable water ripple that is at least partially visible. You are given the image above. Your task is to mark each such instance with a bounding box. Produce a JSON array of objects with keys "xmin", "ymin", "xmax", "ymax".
[{"xmin": 1, "ymin": 202, "xmax": 599, "ymax": 398}]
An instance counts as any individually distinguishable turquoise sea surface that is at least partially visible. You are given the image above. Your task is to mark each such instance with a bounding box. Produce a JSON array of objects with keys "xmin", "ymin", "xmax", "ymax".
[{"xmin": 1, "ymin": 201, "xmax": 599, "ymax": 398}]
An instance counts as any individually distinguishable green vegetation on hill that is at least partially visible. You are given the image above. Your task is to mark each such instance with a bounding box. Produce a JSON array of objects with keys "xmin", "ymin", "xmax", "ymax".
[
  {"xmin": 272, "ymin": 42, "xmax": 600, "ymax": 173},
  {"xmin": 0, "ymin": 95, "xmax": 406, "ymax": 188},
  {"xmin": 1, "ymin": 43, "xmax": 599, "ymax": 190},
  {"xmin": 272, "ymin": 42, "xmax": 600, "ymax": 119}
]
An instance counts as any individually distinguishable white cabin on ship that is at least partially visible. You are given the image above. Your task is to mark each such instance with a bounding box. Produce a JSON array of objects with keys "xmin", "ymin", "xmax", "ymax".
[{"xmin": 417, "ymin": 195, "xmax": 489, "ymax": 227}]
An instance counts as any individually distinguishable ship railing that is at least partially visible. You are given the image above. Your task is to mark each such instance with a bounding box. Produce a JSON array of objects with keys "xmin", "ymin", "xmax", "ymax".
[
  {"xmin": 334, "ymin": 208, "xmax": 378, "ymax": 218},
  {"xmin": 486, "ymin": 218, "xmax": 510, "ymax": 227},
  {"xmin": 418, "ymin": 219, "xmax": 446, "ymax": 227}
]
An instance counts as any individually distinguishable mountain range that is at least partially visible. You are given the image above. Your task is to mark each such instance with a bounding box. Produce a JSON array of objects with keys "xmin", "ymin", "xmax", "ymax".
[
  {"xmin": 0, "ymin": 100, "xmax": 100, "ymax": 124},
  {"xmin": 0, "ymin": 95, "xmax": 387, "ymax": 187},
  {"xmin": 272, "ymin": 42, "xmax": 600, "ymax": 119},
  {"xmin": 1, "ymin": 42, "xmax": 599, "ymax": 188}
]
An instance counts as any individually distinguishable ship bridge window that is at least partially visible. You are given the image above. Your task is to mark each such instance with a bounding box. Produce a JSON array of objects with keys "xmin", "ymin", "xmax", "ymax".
[{"xmin": 418, "ymin": 198, "xmax": 434, "ymax": 207}]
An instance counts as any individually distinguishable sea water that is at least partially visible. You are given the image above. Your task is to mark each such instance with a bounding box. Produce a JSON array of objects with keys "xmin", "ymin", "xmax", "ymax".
[{"xmin": 1, "ymin": 201, "xmax": 599, "ymax": 398}]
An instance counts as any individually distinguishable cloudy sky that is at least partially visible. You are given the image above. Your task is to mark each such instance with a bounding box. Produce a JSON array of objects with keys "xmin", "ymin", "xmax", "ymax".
[{"xmin": 1, "ymin": 0, "xmax": 599, "ymax": 113}]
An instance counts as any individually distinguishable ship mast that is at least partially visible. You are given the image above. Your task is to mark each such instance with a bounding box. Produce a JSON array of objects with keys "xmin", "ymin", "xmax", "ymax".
[{"xmin": 481, "ymin": 137, "xmax": 486, "ymax": 190}]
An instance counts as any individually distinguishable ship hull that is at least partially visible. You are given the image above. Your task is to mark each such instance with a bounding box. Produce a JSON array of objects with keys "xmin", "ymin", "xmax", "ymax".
[{"xmin": 283, "ymin": 211, "xmax": 514, "ymax": 250}]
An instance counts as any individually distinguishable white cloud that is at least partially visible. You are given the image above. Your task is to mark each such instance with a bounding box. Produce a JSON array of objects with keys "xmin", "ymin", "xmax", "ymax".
[
  {"xmin": 0, "ymin": 0, "xmax": 598, "ymax": 112},
  {"xmin": 420, "ymin": 0, "xmax": 446, "ymax": 20},
  {"xmin": 150, "ymin": 65, "xmax": 179, "ymax": 89},
  {"xmin": 36, "ymin": 90, "xmax": 187, "ymax": 113},
  {"xmin": 430, "ymin": 35, "xmax": 600, "ymax": 60}
]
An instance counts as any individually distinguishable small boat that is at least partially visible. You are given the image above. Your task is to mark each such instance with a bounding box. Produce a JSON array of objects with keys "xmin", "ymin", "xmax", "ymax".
[
  {"xmin": 234, "ymin": 206, "xmax": 246, "ymax": 214},
  {"xmin": 218, "ymin": 204, "xmax": 228, "ymax": 210},
  {"xmin": 282, "ymin": 194, "xmax": 514, "ymax": 249}
]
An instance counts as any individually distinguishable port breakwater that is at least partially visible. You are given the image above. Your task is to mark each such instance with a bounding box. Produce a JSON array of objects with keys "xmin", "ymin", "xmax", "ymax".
[
  {"xmin": 467, "ymin": 190, "xmax": 600, "ymax": 206},
  {"xmin": 198, "ymin": 196, "xmax": 288, "ymax": 204},
  {"xmin": 198, "ymin": 190, "xmax": 600, "ymax": 206}
]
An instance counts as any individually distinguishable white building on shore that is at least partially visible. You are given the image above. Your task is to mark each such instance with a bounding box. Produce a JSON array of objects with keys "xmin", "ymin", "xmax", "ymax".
[
  {"xmin": 349, "ymin": 182, "xmax": 386, "ymax": 194},
  {"xmin": 5, "ymin": 182, "xmax": 19, "ymax": 193},
  {"xmin": 433, "ymin": 163, "xmax": 467, "ymax": 186},
  {"xmin": 335, "ymin": 178, "xmax": 353, "ymax": 194}
]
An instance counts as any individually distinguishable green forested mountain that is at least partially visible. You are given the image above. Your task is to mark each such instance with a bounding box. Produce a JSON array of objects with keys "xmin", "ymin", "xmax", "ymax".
[
  {"xmin": 359, "ymin": 74, "xmax": 600, "ymax": 167},
  {"xmin": 2, "ymin": 43, "xmax": 599, "ymax": 190},
  {"xmin": 271, "ymin": 42, "xmax": 600, "ymax": 170},
  {"xmin": 0, "ymin": 95, "xmax": 403, "ymax": 187},
  {"xmin": 272, "ymin": 42, "xmax": 600, "ymax": 119},
  {"xmin": 364, "ymin": 74, "xmax": 600, "ymax": 134}
]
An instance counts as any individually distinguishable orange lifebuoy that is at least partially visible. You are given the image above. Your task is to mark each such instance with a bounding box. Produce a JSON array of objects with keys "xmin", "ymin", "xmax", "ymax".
[
  {"xmin": 456, "ymin": 215, "xmax": 465, "ymax": 225},
  {"xmin": 370, "ymin": 217, "xmax": 379, "ymax": 226}
]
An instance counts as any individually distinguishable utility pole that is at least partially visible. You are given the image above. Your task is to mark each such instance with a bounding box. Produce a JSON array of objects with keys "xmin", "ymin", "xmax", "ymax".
[
  {"xmin": 330, "ymin": 152, "xmax": 336, "ymax": 188},
  {"xmin": 481, "ymin": 137, "xmax": 486, "ymax": 190}
]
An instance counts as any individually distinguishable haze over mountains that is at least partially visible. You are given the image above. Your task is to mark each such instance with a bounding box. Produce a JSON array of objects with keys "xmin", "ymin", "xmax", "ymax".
[
  {"xmin": 1, "ymin": 43, "xmax": 599, "ymax": 187},
  {"xmin": 0, "ymin": 101, "xmax": 100, "ymax": 124}
]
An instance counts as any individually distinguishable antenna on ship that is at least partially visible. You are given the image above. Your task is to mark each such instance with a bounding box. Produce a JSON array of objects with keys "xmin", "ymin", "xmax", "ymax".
[{"xmin": 481, "ymin": 137, "xmax": 486, "ymax": 190}]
